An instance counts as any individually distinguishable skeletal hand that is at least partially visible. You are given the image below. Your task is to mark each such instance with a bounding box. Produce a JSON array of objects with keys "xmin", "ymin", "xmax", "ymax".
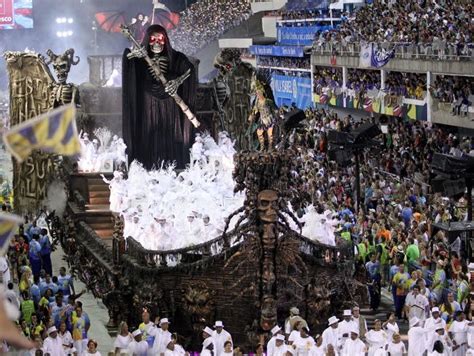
[
  {"xmin": 165, "ymin": 79, "xmax": 179, "ymax": 96},
  {"xmin": 127, "ymin": 47, "xmax": 147, "ymax": 60}
]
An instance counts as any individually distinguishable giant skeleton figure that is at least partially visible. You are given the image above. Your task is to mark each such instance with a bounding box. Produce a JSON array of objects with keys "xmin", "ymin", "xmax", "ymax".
[
  {"xmin": 45, "ymin": 49, "xmax": 80, "ymax": 108},
  {"xmin": 122, "ymin": 24, "xmax": 198, "ymax": 169}
]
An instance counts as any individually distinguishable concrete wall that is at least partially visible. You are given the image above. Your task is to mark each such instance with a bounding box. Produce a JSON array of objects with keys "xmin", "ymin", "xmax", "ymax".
[
  {"xmin": 432, "ymin": 101, "xmax": 474, "ymax": 129},
  {"xmin": 218, "ymin": 38, "xmax": 254, "ymax": 49},
  {"xmin": 251, "ymin": 0, "xmax": 287, "ymax": 13},
  {"xmin": 262, "ymin": 16, "xmax": 279, "ymax": 38}
]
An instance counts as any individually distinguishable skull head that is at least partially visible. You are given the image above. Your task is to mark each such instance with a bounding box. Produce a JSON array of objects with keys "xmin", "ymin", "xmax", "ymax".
[
  {"xmin": 260, "ymin": 295, "xmax": 277, "ymax": 331},
  {"xmin": 46, "ymin": 48, "xmax": 80, "ymax": 84},
  {"xmin": 149, "ymin": 32, "xmax": 166, "ymax": 54},
  {"xmin": 257, "ymin": 190, "xmax": 278, "ymax": 223}
]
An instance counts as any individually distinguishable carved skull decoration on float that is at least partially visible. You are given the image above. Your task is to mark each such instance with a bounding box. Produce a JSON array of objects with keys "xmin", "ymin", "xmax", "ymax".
[
  {"xmin": 257, "ymin": 190, "xmax": 278, "ymax": 223},
  {"xmin": 45, "ymin": 48, "xmax": 80, "ymax": 84}
]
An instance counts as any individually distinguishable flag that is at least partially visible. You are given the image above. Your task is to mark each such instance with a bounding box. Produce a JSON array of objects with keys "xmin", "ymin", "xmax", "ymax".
[
  {"xmin": 371, "ymin": 45, "xmax": 395, "ymax": 68},
  {"xmin": 360, "ymin": 42, "xmax": 395, "ymax": 68},
  {"xmin": 3, "ymin": 104, "xmax": 80, "ymax": 162},
  {"xmin": 0, "ymin": 212, "xmax": 22, "ymax": 256}
]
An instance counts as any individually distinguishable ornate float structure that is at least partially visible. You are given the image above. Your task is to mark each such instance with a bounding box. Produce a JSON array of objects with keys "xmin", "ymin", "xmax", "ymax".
[
  {"xmin": 5, "ymin": 49, "xmax": 363, "ymax": 351},
  {"xmin": 61, "ymin": 149, "xmax": 362, "ymax": 350}
]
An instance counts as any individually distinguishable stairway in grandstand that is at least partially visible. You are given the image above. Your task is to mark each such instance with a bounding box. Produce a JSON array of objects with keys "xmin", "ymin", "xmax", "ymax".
[{"xmin": 70, "ymin": 173, "xmax": 114, "ymax": 248}]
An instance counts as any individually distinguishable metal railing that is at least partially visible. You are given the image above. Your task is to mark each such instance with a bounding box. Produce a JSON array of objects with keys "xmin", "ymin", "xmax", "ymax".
[
  {"xmin": 312, "ymin": 42, "xmax": 474, "ymax": 62},
  {"xmin": 125, "ymin": 224, "xmax": 354, "ymax": 269},
  {"xmin": 125, "ymin": 232, "xmax": 238, "ymax": 268}
]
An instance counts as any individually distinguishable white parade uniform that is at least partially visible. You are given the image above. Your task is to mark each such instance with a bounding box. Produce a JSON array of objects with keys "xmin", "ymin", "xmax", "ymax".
[
  {"xmin": 383, "ymin": 322, "xmax": 399, "ymax": 342},
  {"xmin": 0, "ymin": 257, "xmax": 10, "ymax": 284},
  {"xmin": 114, "ymin": 334, "xmax": 134, "ymax": 354},
  {"xmin": 213, "ymin": 329, "xmax": 232, "ymax": 356},
  {"xmin": 405, "ymin": 292, "xmax": 429, "ymax": 321},
  {"xmin": 58, "ymin": 331, "xmax": 74, "ymax": 354},
  {"xmin": 149, "ymin": 327, "xmax": 172, "ymax": 356},
  {"xmin": 127, "ymin": 340, "xmax": 149, "ymax": 356},
  {"xmin": 408, "ymin": 325, "xmax": 427, "ymax": 356},
  {"xmin": 164, "ymin": 344, "xmax": 186, "ymax": 356},
  {"xmin": 307, "ymin": 344, "xmax": 326, "ymax": 356},
  {"xmin": 322, "ymin": 326, "xmax": 341, "ymax": 351},
  {"xmin": 43, "ymin": 336, "xmax": 66, "ymax": 356},
  {"xmin": 449, "ymin": 320, "xmax": 468, "ymax": 356},
  {"xmin": 293, "ymin": 335, "xmax": 315, "ymax": 356},
  {"xmin": 338, "ymin": 320, "xmax": 354, "ymax": 347},
  {"xmin": 386, "ymin": 341, "xmax": 406, "ymax": 356},
  {"xmin": 365, "ymin": 329, "xmax": 387, "ymax": 356},
  {"xmin": 267, "ymin": 336, "xmax": 277, "ymax": 356},
  {"xmin": 424, "ymin": 316, "xmax": 447, "ymax": 347},
  {"xmin": 272, "ymin": 344, "xmax": 288, "ymax": 356},
  {"xmin": 341, "ymin": 338, "xmax": 366, "ymax": 356}
]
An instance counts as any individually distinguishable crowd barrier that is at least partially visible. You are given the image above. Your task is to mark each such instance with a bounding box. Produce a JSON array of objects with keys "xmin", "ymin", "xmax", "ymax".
[{"xmin": 312, "ymin": 42, "xmax": 474, "ymax": 61}]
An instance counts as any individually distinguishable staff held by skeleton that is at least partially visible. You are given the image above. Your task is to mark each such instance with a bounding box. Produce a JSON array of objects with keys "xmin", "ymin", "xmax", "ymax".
[{"xmin": 120, "ymin": 24, "xmax": 200, "ymax": 128}]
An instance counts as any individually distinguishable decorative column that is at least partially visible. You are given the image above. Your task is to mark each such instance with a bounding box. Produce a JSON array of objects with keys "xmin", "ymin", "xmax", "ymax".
[
  {"xmin": 342, "ymin": 66, "xmax": 348, "ymax": 107},
  {"xmin": 427, "ymin": 71, "xmax": 433, "ymax": 122},
  {"xmin": 380, "ymin": 69, "xmax": 386, "ymax": 113}
]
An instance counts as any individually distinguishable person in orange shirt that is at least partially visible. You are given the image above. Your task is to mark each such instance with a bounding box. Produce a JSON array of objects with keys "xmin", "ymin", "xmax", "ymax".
[{"xmin": 377, "ymin": 224, "xmax": 391, "ymax": 242}]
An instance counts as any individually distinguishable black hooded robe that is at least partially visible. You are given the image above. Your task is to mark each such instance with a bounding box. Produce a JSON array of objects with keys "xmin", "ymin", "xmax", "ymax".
[{"xmin": 122, "ymin": 24, "xmax": 196, "ymax": 170}]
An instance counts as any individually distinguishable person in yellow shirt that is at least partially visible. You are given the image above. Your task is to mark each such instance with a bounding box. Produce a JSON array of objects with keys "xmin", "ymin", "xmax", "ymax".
[
  {"xmin": 392, "ymin": 264, "xmax": 410, "ymax": 320},
  {"xmin": 415, "ymin": 85, "xmax": 425, "ymax": 99},
  {"xmin": 19, "ymin": 269, "xmax": 31, "ymax": 294}
]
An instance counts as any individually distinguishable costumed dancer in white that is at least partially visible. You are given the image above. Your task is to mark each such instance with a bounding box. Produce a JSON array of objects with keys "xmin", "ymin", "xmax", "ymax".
[
  {"xmin": 449, "ymin": 311, "xmax": 469, "ymax": 356},
  {"xmin": 408, "ymin": 317, "xmax": 427, "ymax": 356},
  {"xmin": 114, "ymin": 321, "xmax": 134, "ymax": 354},
  {"xmin": 308, "ymin": 334, "xmax": 325, "ymax": 356},
  {"xmin": 292, "ymin": 326, "xmax": 315, "ymax": 356},
  {"xmin": 385, "ymin": 333, "xmax": 406, "ymax": 356},
  {"xmin": 322, "ymin": 316, "xmax": 342, "ymax": 352},
  {"xmin": 213, "ymin": 321, "xmax": 232, "ymax": 356},
  {"xmin": 164, "ymin": 335, "xmax": 186, "ymax": 356},
  {"xmin": 382, "ymin": 312, "xmax": 399, "ymax": 342},
  {"xmin": 149, "ymin": 318, "xmax": 172, "ymax": 356},
  {"xmin": 101, "ymin": 171, "xmax": 126, "ymax": 213},
  {"xmin": 267, "ymin": 325, "xmax": 283, "ymax": 356},
  {"xmin": 428, "ymin": 325, "xmax": 452, "ymax": 355},
  {"xmin": 338, "ymin": 310, "xmax": 354, "ymax": 347},
  {"xmin": 127, "ymin": 329, "xmax": 149, "ymax": 356},
  {"xmin": 43, "ymin": 326, "xmax": 65, "ymax": 356},
  {"xmin": 365, "ymin": 319, "xmax": 387, "ymax": 356},
  {"xmin": 272, "ymin": 334, "xmax": 288, "ymax": 356},
  {"xmin": 341, "ymin": 328, "xmax": 366, "ymax": 356},
  {"xmin": 202, "ymin": 327, "xmax": 217, "ymax": 356}
]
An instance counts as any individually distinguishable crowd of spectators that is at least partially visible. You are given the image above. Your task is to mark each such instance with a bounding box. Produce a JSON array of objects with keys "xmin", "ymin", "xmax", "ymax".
[
  {"xmin": 312, "ymin": 0, "xmax": 473, "ymax": 58},
  {"xmin": 0, "ymin": 215, "xmax": 103, "ymax": 355},
  {"xmin": 312, "ymin": 68, "xmax": 436, "ymax": 103},
  {"xmin": 431, "ymin": 75, "xmax": 473, "ymax": 116},
  {"xmin": 296, "ymin": 108, "xmax": 474, "ymax": 353},
  {"xmin": 270, "ymin": 69, "xmax": 311, "ymax": 78},
  {"xmin": 4, "ymin": 110, "xmax": 474, "ymax": 354},
  {"xmin": 275, "ymin": 8, "xmax": 343, "ymax": 21},
  {"xmin": 346, "ymin": 69, "xmax": 381, "ymax": 92},
  {"xmin": 257, "ymin": 56, "xmax": 311, "ymax": 70},
  {"xmin": 169, "ymin": 0, "xmax": 251, "ymax": 56},
  {"xmin": 385, "ymin": 72, "xmax": 426, "ymax": 99},
  {"xmin": 313, "ymin": 66, "xmax": 343, "ymax": 93}
]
